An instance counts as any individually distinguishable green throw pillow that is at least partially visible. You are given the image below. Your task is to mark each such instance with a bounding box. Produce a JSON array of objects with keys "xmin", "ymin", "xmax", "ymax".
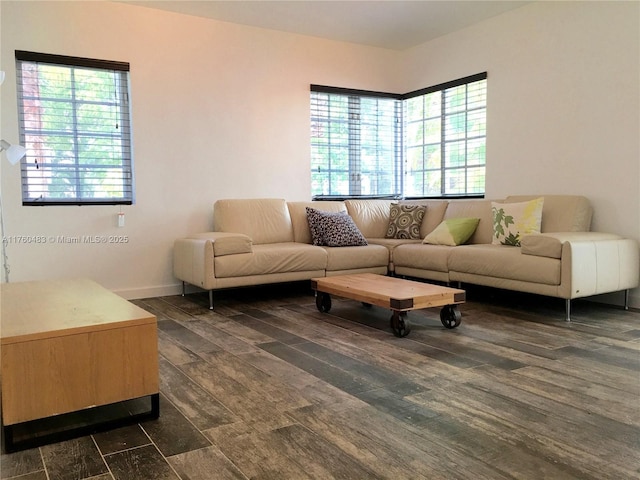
[
  {"xmin": 491, "ymin": 197, "xmax": 544, "ymax": 246},
  {"xmin": 423, "ymin": 218, "xmax": 480, "ymax": 246}
]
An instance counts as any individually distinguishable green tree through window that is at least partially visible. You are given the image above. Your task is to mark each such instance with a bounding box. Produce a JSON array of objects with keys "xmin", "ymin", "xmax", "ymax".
[{"xmin": 15, "ymin": 51, "xmax": 134, "ymax": 205}]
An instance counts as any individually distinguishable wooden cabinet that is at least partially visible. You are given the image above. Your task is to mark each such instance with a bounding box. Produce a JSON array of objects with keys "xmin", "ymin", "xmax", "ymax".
[{"xmin": 1, "ymin": 279, "xmax": 159, "ymax": 451}]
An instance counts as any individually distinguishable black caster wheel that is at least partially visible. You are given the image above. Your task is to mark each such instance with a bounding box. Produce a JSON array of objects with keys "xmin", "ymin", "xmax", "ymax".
[
  {"xmin": 315, "ymin": 292, "xmax": 331, "ymax": 313},
  {"xmin": 390, "ymin": 311, "xmax": 411, "ymax": 337},
  {"xmin": 440, "ymin": 305, "xmax": 462, "ymax": 329}
]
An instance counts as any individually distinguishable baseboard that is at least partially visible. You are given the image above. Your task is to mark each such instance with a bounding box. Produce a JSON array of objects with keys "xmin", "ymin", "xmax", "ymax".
[{"xmin": 113, "ymin": 283, "xmax": 193, "ymax": 300}]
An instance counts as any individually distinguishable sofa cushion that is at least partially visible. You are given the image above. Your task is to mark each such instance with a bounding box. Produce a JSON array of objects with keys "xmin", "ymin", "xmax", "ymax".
[
  {"xmin": 393, "ymin": 243, "xmax": 452, "ymax": 273},
  {"xmin": 492, "ymin": 197, "xmax": 544, "ymax": 246},
  {"xmin": 385, "ymin": 203, "xmax": 426, "ymax": 239},
  {"xmin": 409, "ymin": 200, "xmax": 448, "ymax": 238},
  {"xmin": 186, "ymin": 232, "xmax": 253, "ymax": 256},
  {"xmin": 323, "ymin": 244, "xmax": 390, "ymax": 272},
  {"xmin": 213, "ymin": 199, "xmax": 294, "ymax": 245},
  {"xmin": 423, "ymin": 217, "xmax": 480, "ymax": 246},
  {"xmin": 520, "ymin": 234, "xmax": 563, "ymax": 259},
  {"xmin": 505, "ymin": 195, "xmax": 592, "ymax": 232},
  {"xmin": 367, "ymin": 238, "xmax": 421, "ymax": 265},
  {"xmin": 443, "ymin": 200, "xmax": 493, "ymax": 244},
  {"xmin": 287, "ymin": 201, "xmax": 346, "ymax": 244},
  {"xmin": 214, "ymin": 243, "xmax": 327, "ymax": 278},
  {"xmin": 345, "ymin": 199, "xmax": 395, "ymax": 238},
  {"xmin": 213, "ymin": 234, "xmax": 253, "ymax": 256},
  {"xmin": 306, "ymin": 207, "xmax": 367, "ymax": 247},
  {"xmin": 449, "ymin": 244, "xmax": 561, "ymax": 285}
]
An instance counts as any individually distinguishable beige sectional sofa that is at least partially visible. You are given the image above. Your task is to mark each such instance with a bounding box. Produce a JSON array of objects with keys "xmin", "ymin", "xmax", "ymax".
[{"xmin": 173, "ymin": 196, "xmax": 639, "ymax": 320}]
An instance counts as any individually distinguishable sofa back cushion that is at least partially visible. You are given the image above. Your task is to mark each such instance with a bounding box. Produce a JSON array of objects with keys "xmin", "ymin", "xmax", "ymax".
[
  {"xmin": 402, "ymin": 200, "xmax": 448, "ymax": 238},
  {"xmin": 345, "ymin": 199, "xmax": 449, "ymax": 239},
  {"xmin": 287, "ymin": 201, "xmax": 347, "ymax": 244},
  {"xmin": 443, "ymin": 199, "xmax": 494, "ymax": 244},
  {"xmin": 345, "ymin": 200, "xmax": 395, "ymax": 238},
  {"xmin": 505, "ymin": 195, "xmax": 592, "ymax": 232},
  {"xmin": 213, "ymin": 198, "xmax": 294, "ymax": 245}
]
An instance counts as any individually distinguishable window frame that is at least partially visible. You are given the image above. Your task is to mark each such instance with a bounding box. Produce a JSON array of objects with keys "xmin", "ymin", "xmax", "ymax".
[
  {"xmin": 15, "ymin": 50, "xmax": 135, "ymax": 206},
  {"xmin": 310, "ymin": 72, "xmax": 487, "ymax": 200}
]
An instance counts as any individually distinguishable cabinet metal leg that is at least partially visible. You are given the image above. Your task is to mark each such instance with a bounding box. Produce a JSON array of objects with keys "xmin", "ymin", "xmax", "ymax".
[
  {"xmin": 150, "ymin": 392, "xmax": 160, "ymax": 419},
  {"xmin": 3, "ymin": 424, "xmax": 15, "ymax": 453}
]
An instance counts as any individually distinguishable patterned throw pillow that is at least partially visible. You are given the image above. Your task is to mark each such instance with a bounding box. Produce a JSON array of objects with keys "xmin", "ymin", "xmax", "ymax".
[
  {"xmin": 306, "ymin": 207, "xmax": 332, "ymax": 245},
  {"xmin": 385, "ymin": 204, "xmax": 426, "ymax": 239},
  {"xmin": 423, "ymin": 218, "xmax": 480, "ymax": 246},
  {"xmin": 491, "ymin": 198, "xmax": 544, "ymax": 246},
  {"xmin": 306, "ymin": 207, "xmax": 368, "ymax": 247}
]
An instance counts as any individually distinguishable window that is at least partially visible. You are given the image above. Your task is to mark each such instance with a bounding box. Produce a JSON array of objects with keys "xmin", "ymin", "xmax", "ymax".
[
  {"xmin": 311, "ymin": 86, "xmax": 402, "ymax": 197},
  {"xmin": 404, "ymin": 74, "xmax": 487, "ymax": 197},
  {"xmin": 15, "ymin": 51, "xmax": 134, "ymax": 205},
  {"xmin": 310, "ymin": 73, "xmax": 487, "ymax": 199}
]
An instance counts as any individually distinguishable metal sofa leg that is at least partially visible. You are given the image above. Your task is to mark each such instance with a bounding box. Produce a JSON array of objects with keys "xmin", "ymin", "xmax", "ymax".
[
  {"xmin": 182, "ymin": 281, "xmax": 186, "ymax": 297},
  {"xmin": 565, "ymin": 299, "xmax": 571, "ymax": 322},
  {"xmin": 624, "ymin": 289, "xmax": 630, "ymax": 310},
  {"xmin": 209, "ymin": 290, "xmax": 214, "ymax": 310}
]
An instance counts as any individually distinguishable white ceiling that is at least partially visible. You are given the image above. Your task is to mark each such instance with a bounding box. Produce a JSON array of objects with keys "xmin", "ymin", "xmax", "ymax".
[{"xmin": 120, "ymin": 1, "xmax": 531, "ymax": 50}]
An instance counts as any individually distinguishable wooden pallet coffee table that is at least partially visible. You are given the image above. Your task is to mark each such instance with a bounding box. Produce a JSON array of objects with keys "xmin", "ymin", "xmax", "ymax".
[{"xmin": 311, "ymin": 273, "xmax": 465, "ymax": 337}]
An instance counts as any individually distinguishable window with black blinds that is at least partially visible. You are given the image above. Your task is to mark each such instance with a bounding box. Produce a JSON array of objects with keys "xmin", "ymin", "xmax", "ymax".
[
  {"xmin": 15, "ymin": 50, "xmax": 134, "ymax": 205},
  {"xmin": 310, "ymin": 73, "xmax": 487, "ymax": 199},
  {"xmin": 311, "ymin": 86, "xmax": 402, "ymax": 197}
]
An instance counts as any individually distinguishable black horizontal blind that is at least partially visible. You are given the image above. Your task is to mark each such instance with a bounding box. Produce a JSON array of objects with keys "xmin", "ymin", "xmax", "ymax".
[
  {"xmin": 311, "ymin": 86, "xmax": 402, "ymax": 197},
  {"xmin": 15, "ymin": 50, "xmax": 134, "ymax": 205}
]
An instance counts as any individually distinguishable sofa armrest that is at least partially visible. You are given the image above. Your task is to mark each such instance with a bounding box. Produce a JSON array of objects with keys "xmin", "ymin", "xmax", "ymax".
[
  {"xmin": 173, "ymin": 232, "xmax": 253, "ymax": 290},
  {"xmin": 186, "ymin": 232, "xmax": 253, "ymax": 256},
  {"xmin": 173, "ymin": 237, "xmax": 215, "ymax": 290},
  {"xmin": 521, "ymin": 232, "xmax": 639, "ymax": 299},
  {"xmin": 555, "ymin": 234, "xmax": 639, "ymax": 299},
  {"xmin": 521, "ymin": 232, "xmax": 623, "ymax": 259}
]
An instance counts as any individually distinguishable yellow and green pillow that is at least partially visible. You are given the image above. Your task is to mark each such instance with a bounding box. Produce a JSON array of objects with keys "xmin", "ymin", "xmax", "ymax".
[
  {"xmin": 491, "ymin": 198, "xmax": 544, "ymax": 246},
  {"xmin": 423, "ymin": 217, "xmax": 480, "ymax": 246}
]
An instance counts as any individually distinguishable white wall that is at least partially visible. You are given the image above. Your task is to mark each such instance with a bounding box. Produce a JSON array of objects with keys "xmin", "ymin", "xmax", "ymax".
[
  {"xmin": 1, "ymin": 1, "xmax": 638, "ymax": 307},
  {"xmin": 0, "ymin": 1, "xmax": 399, "ymax": 297},
  {"xmin": 399, "ymin": 0, "xmax": 639, "ymax": 307}
]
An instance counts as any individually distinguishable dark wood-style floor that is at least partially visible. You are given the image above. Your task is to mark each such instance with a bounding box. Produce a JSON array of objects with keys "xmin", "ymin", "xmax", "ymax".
[{"xmin": 1, "ymin": 282, "xmax": 639, "ymax": 480}]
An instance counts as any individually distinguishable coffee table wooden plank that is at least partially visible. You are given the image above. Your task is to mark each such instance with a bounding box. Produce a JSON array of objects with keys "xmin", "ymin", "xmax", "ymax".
[{"xmin": 312, "ymin": 274, "xmax": 465, "ymax": 312}]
